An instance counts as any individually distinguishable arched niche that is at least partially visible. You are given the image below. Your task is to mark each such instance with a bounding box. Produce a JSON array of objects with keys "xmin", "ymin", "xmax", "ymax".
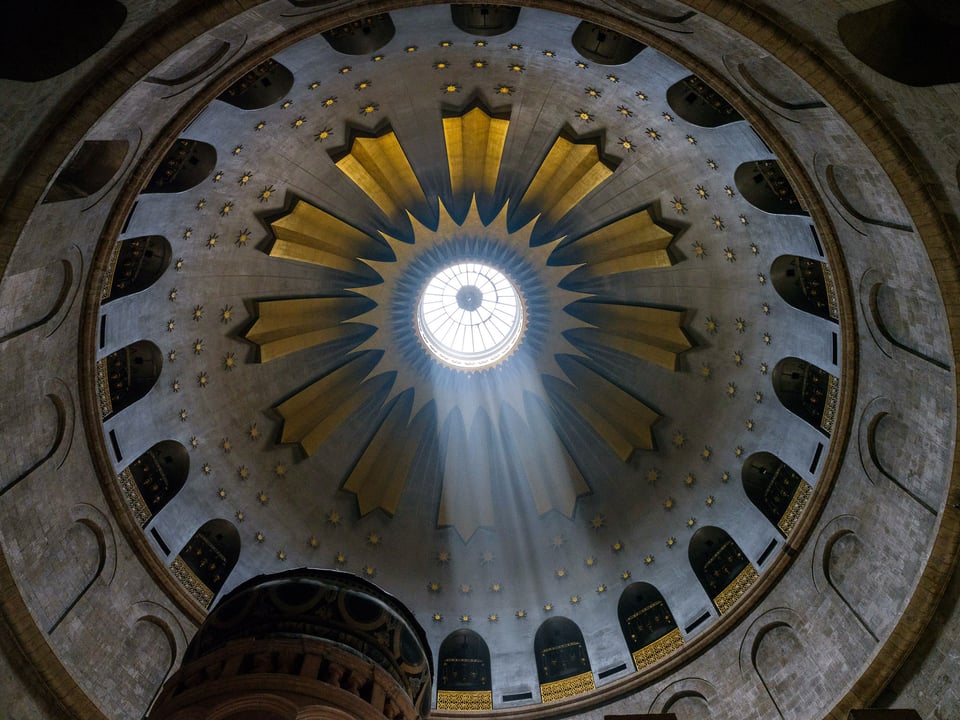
[
  {"xmin": 43, "ymin": 140, "xmax": 129, "ymax": 203},
  {"xmin": 838, "ymin": 1, "xmax": 960, "ymax": 87},
  {"xmin": 322, "ymin": 14, "xmax": 396, "ymax": 54},
  {"xmin": 450, "ymin": 5, "xmax": 520, "ymax": 37},
  {"xmin": 172, "ymin": 519, "xmax": 241, "ymax": 608},
  {"xmin": 742, "ymin": 452, "xmax": 812, "ymax": 537},
  {"xmin": 771, "ymin": 256, "xmax": 838, "ymax": 322},
  {"xmin": 734, "ymin": 160, "xmax": 807, "ymax": 216},
  {"xmin": 534, "ymin": 616, "xmax": 594, "ymax": 702},
  {"xmin": 571, "ymin": 22, "xmax": 645, "ymax": 65},
  {"xmin": 689, "ymin": 526, "xmax": 758, "ymax": 615},
  {"xmin": 144, "ymin": 139, "xmax": 217, "ymax": 193},
  {"xmin": 617, "ymin": 582, "xmax": 683, "ymax": 671},
  {"xmin": 217, "ymin": 59, "xmax": 294, "ymax": 110},
  {"xmin": 96, "ymin": 340, "xmax": 163, "ymax": 420},
  {"xmin": 772, "ymin": 357, "xmax": 839, "ymax": 436},
  {"xmin": 666, "ymin": 75, "xmax": 743, "ymax": 128},
  {"xmin": 119, "ymin": 441, "xmax": 189, "ymax": 527},
  {"xmin": 103, "ymin": 235, "xmax": 171, "ymax": 302},
  {"xmin": 0, "ymin": 0, "xmax": 126, "ymax": 82},
  {"xmin": 0, "ymin": 256, "xmax": 76, "ymax": 344},
  {"xmin": 436, "ymin": 629, "xmax": 493, "ymax": 710}
]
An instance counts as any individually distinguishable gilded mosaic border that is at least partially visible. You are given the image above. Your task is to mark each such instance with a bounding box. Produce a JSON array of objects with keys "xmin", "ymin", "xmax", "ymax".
[
  {"xmin": 170, "ymin": 555, "xmax": 214, "ymax": 608},
  {"xmin": 822, "ymin": 262, "xmax": 839, "ymax": 321},
  {"xmin": 100, "ymin": 241, "xmax": 122, "ymax": 301},
  {"xmin": 539, "ymin": 671, "xmax": 595, "ymax": 703},
  {"xmin": 778, "ymin": 481, "xmax": 812, "ymax": 536},
  {"xmin": 94, "ymin": 357, "xmax": 113, "ymax": 419},
  {"xmin": 820, "ymin": 373, "xmax": 840, "ymax": 435},
  {"xmin": 631, "ymin": 627, "xmax": 684, "ymax": 671},
  {"xmin": 437, "ymin": 690, "xmax": 493, "ymax": 711},
  {"xmin": 713, "ymin": 564, "xmax": 759, "ymax": 615},
  {"xmin": 117, "ymin": 467, "xmax": 152, "ymax": 527}
]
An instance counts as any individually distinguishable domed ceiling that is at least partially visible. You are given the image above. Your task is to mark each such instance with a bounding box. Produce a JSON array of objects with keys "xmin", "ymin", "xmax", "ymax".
[{"xmin": 89, "ymin": 3, "xmax": 844, "ymax": 710}]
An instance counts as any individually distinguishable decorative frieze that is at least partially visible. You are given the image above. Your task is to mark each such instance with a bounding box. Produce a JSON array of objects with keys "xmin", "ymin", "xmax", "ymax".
[
  {"xmin": 778, "ymin": 480, "xmax": 813, "ymax": 536},
  {"xmin": 94, "ymin": 357, "xmax": 113, "ymax": 419},
  {"xmin": 170, "ymin": 555, "xmax": 214, "ymax": 608},
  {"xmin": 436, "ymin": 689, "xmax": 493, "ymax": 710},
  {"xmin": 820, "ymin": 373, "xmax": 840, "ymax": 435},
  {"xmin": 713, "ymin": 564, "xmax": 759, "ymax": 615},
  {"xmin": 631, "ymin": 627, "xmax": 684, "ymax": 671},
  {"xmin": 117, "ymin": 467, "xmax": 152, "ymax": 527},
  {"xmin": 540, "ymin": 670, "xmax": 595, "ymax": 703}
]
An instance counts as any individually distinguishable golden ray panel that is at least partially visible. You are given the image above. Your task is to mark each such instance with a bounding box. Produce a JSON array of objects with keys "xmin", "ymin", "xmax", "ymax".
[{"xmin": 245, "ymin": 110, "xmax": 691, "ymax": 541}]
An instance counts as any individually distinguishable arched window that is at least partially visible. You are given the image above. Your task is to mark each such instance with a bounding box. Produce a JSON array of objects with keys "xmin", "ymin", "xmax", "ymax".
[
  {"xmin": 43, "ymin": 140, "xmax": 129, "ymax": 203},
  {"xmin": 437, "ymin": 629, "xmax": 492, "ymax": 710},
  {"xmin": 0, "ymin": 0, "xmax": 126, "ymax": 82},
  {"xmin": 689, "ymin": 526, "xmax": 758, "ymax": 615},
  {"xmin": 322, "ymin": 15, "xmax": 396, "ymax": 54},
  {"xmin": 666, "ymin": 75, "xmax": 743, "ymax": 128},
  {"xmin": 772, "ymin": 357, "xmax": 839, "ymax": 436},
  {"xmin": 742, "ymin": 452, "xmax": 813, "ymax": 537},
  {"xmin": 103, "ymin": 236, "xmax": 171, "ymax": 302},
  {"xmin": 571, "ymin": 22, "xmax": 645, "ymax": 65},
  {"xmin": 771, "ymin": 256, "xmax": 838, "ymax": 322},
  {"xmin": 451, "ymin": 5, "xmax": 520, "ymax": 37},
  {"xmin": 534, "ymin": 617, "xmax": 594, "ymax": 702},
  {"xmin": 96, "ymin": 341, "xmax": 162, "ymax": 420},
  {"xmin": 172, "ymin": 519, "xmax": 241, "ymax": 608},
  {"xmin": 838, "ymin": 1, "xmax": 960, "ymax": 87},
  {"xmin": 217, "ymin": 59, "xmax": 294, "ymax": 110},
  {"xmin": 734, "ymin": 160, "xmax": 807, "ymax": 216},
  {"xmin": 618, "ymin": 582, "xmax": 684, "ymax": 671},
  {"xmin": 144, "ymin": 139, "xmax": 217, "ymax": 193},
  {"xmin": 118, "ymin": 441, "xmax": 189, "ymax": 527}
]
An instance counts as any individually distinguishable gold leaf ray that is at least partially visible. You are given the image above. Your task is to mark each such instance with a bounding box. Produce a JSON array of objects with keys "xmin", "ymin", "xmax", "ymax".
[
  {"xmin": 545, "ymin": 359, "xmax": 659, "ymax": 462},
  {"xmin": 555, "ymin": 209, "xmax": 676, "ymax": 278},
  {"xmin": 335, "ymin": 132, "xmax": 428, "ymax": 228},
  {"xmin": 245, "ymin": 297, "xmax": 370, "ymax": 362},
  {"xmin": 518, "ymin": 137, "xmax": 615, "ymax": 228},
  {"xmin": 443, "ymin": 107, "xmax": 509, "ymax": 201},
  {"xmin": 269, "ymin": 200, "xmax": 381, "ymax": 273},
  {"xmin": 567, "ymin": 304, "xmax": 692, "ymax": 371},
  {"xmin": 439, "ymin": 410, "xmax": 496, "ymax": 542},
  {"xmin": 276, "ymin": 354, "xmax": 390, "ymax": 456},
  {"xmin": 343, "ymin": 391, "xmax": 433, "ymax": 516}
]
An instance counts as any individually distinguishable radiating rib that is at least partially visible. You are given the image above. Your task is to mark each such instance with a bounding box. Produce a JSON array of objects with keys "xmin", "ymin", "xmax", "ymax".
[{"xmin": 245, "ymin": 297, "xmax": 370, "ymax": 362}]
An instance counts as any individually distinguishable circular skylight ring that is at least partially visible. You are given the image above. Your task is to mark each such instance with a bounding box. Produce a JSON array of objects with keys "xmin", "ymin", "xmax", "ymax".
[{"xmin": 417, "ymin": 262, "xmax": 524, "ymax": 370}]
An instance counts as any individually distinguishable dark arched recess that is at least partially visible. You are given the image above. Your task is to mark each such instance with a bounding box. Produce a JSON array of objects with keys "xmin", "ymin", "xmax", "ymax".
[
  {"xmin": 571, "ymin": 22, "xmax": 645, "ymax": 65},
  {"xmin": 771, "ymin": 256, "xmax": 838, "ymax": 322},
  {"xmin": 218, "ymin": 59, "xmax": 295, "ymax": 110},
  {"xmin": 323, "ymin": 14, "xmax": 396, "ymax": 54},
  {"xmin": 43, "ymin": 140, "xmax": 129, "ymax": 203},
  {"xmin": 534, "ymin": 616, "xmax": 595, "ymax": 702},
  {"xmin": 734, "ymin": 160, "xmax": 807, "ymax": 216},
  {"xmin": 119, "ymin": 441, "xmax": 189, "ymax": 527},
  {"xmin": 666, "ymin": 75, "xmax": 743, "ymax": 128},
  {"xmin": 618, "ymin": 582, "xmax": 684, "ymax": 671},
  {"xmin": 689, "ymin": 526, "xmax": 758, "ymax": 615},
  {"xmin": 143, "ymin": 140, "xmax": 217, "ymax": 194},
  {"xmin": 451, "ymin": 5, "xmax": 520, "ymax": 37},
  {"xmin": 772, "ymin": 357, "xmax": 839, "ymax": 436},
  {"xmin": 103, "ymin": 236, "xmax": 171, "ymax": 302},
  {"xmin": 96, "ymin": 341, "xmax": 162, "ymax": 420},
  {"xmin": 173, "ymin": 519, "xmax": 241, "ymax": 608},
  {"xmin": 437, "ymin": 629, "xmax": 493, "ymax": 710},
  {"xmin": 742, "ymin": 452, "xmax": 812, "ymax": 537}
]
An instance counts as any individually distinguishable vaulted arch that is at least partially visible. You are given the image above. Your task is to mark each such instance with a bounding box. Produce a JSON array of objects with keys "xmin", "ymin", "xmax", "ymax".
[
  {"xmin": 118, "ymin": 441, "xmax": 190, "ymax": 527},
  {"xmin": 95, "ymin": 341, "xmax": 162, "ymax": 420},
  {"xmin": 217, "ymin": 59, "xmax": 294, "ymax": 110},
  {"xmin": 742, "ymin": 452, "xmax": 812, "ymax": 537},
  {"xmin": 772, "ymin": 357, "xmax": 839, "ymax": 436},
  {"xmin": 103, "ymin": 236, "xmax": 171, "ymax": 302},
  {"xmin": 618, "ymin": 582, "xmax": 683, "ymax": 671},
  {"xmin": 689, "ymin": 526, "xmax": 758, "ymax": 615},
  {"xmin": 534, "ymin": 616, "xmax": 594, "ymax": 702},
  {"xmin": 144, "ymin": 139, "xmax": 217, "ymax": 193},
  {"xmin": 771, "ymin": 256, "xmax": 838, "ymax": 322},
  {"xmin": 171, "ymin": 519, "xmax": 241, "ymax": 608},
  {"xmin": 437, "ymin": 629, "xmax": 492, "ymax": 710},
  {"xmin": 666, "ymin": 75, "xmax": 743, "ymax": 128}
]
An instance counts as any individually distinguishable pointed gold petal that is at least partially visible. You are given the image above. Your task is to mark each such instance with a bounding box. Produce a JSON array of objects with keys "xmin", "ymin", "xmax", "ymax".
[
  {"xmin": 444, "ymin": 107, "xmax": 509, "ymax": 200},
  {"xmin": 568, "ymin": 304, "xmax": 692, "ymax": 371},
  {"xmin": 557, "ymin": 209, "xmax": 675, "ymax": 278},
  {"xmin": 245, "ymin": 297, "xmax": 369, "ymax": 362}
]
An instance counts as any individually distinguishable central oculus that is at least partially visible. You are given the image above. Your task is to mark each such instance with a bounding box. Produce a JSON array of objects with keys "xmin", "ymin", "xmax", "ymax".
[{"xmin": 416, "ymin": 261, "xmax": 524, "ymax": 370}]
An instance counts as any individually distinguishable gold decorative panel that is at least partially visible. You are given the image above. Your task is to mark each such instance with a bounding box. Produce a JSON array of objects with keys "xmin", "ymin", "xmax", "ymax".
[
  {"xmin": 822, "ymin": 262, "xmax": 839, "ymax": 321},
  {"xmin": 117, "ymin": 467, "xmax": 151, "ymax": 527},
  {"xmin": 245, "ymin": 297, "xmax": 369, "ymax": 363},
  {"xmin": 94, "ymin": 357, "xmax": 113, "ymax": 419},
  {"xmin": 268, "ymin": 199, "xmax": 380, "ymax": 274},
  {"xmin": 568, "ymin": 304, "xmax": 692, "ymax": 371},
  {"xmin": 713, "ymin": 564, "xmax": 759, "ymax": 615},
  {"xmin": 436, "ymin": 690, "xmax": 493, "ymax": 711},
  {"xmin": 443, "ymin": 107, "xmax": 508, "ymax": 199},
  {"xmin": 631, "ymin": 627, "xmax": 684, "ymax": 671},
  {"xmin": 101, "ymin": 241, "xmax": 122, "ymax": 300},
  {"xmin": 540, "ymin": 671, "xmax": 595, "ymax": 703},
  {"xmin": 170, "ymin": 555, "xmax": 214, "ymax": 608},
  {"xmin": 518, "ymin": 136, "xmax": 615, "ymax": 228},
  {"xmin": 335, "ymin": 131, "xmax": 428, "ymax": 227},
  {"xmin": 820, "ymin": 373, "xmax": 840, "ymax": 435},
  {"xmin": 561, "ymin": 209, "xmax": 676, "ymax": 279},
  {"xmin": 778, "ymin": 480, "xmax": 813, "ymax": 536}
]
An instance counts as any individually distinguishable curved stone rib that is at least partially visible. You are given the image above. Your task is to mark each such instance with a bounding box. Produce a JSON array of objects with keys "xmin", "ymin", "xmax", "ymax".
[
  {"xmin": 554, "ymin": 209, "xmax": 675, "ymax": 278},
  {"xmin": 518, "ymin": 136, "xmax": 615, "ymax": 228},
  {"xmin": 335, "ymin": 131, "xmax": 428, "ymax": 228},
  {"xmin": 245, "ymin": 297, "xmax": 370, "ymax": 362},
  {"xmin": 545, "ymin": 357, "xmax": 659, "ymax": 462},
  {"xmin": 443, "ymin": 107, "xmax": 509, "ymax": 200},
  {"xmin": 566, "ymin": 304, "xmax": 692, "ymax": 371}
]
